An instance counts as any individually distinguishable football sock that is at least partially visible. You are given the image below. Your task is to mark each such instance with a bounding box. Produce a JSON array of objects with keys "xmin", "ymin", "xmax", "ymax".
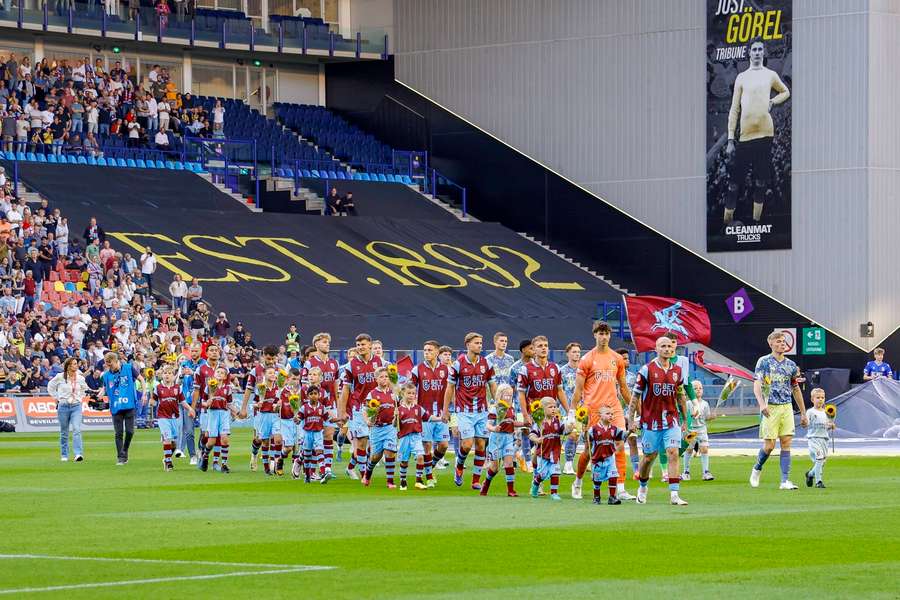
[
  {"xmin": 754, "ymin": 449, "xmax": 770, "ymax": 471},
  {"xmin": 668, "ymin": 476, "xmax": 681, "ymax": 493},
  {"xmin": 779, "ymin": 451, "xmax": 791, "ymax": 483},
  {"xmin": 251, "ymin": 439, "xmax": 261, "ymax": 456},
  {"xmin": 399, "ymin": 461, "xmax": 408, "ymax": 480},
  {"xmin": 615, "ymin": 449, "xmax": 627, "ymax": 479},
  {"xmin": 356, "ymin": 448, "xmax": 368, "ymax": 475},
  {"xmin": 455, "ymin": 447, "xmax": 469, "ymax": 474},
  {"xmin": 564, "ymin": 438, "xmax": 576, "ymax": 462},
  {"xmin": 385, "ymin": 457, "xmax": 395, "ymax": 485},
  {"xmin": 472, "ymin": 449, "xmax": 485, "ymax": 484},
  {"xmin": 593, "ymin": 481, "xmax": 601, "ymax": 500},
  {"xmin": 163, "ymin": 441, "xmax": 173, "ymax": 464},
  {"xmin": 424, "ymin": 452, "xmax": 433, "ymax": 478},
  {"xmin": 550, "ymin": 474, "xmax": 559, "ymax": 495},
  {"xmin": 415, "ymin": 463, "xmax": 423, "ymax": 483},
  {"xmin": 504, "ymin": 466, "xmax": 516, "ymax": 493},
  {"xmin": 813, "ymin": 458, "xmax": 824, "ymax": 482},
  {"xmin": 220, "ymin": 443, "xmax": 229, "ymax": 465},
  {"xmin": 481, "ymin": 468, "xmax": 495, "ymax": 494},
  {"xmin": 608, "ymin": 477, "xmax": 618, "ymax": 498},
  {"xmin": 629, "ymin": 448, "xmax": 640, "ymax": 473},
  {"xmin": 323, "ymin": 439, "xmax": 334, "ymax": 472},
  {"xmin": 639, "ymin": 477, "xmax": 649, "ymax": 489},
  {"xmin": 701, "ymin": 453, "xmax": 710, "ymax": 473},
  {"xmin": 576, "ymin": 452, "xmax": 589, "ymax": 479}
]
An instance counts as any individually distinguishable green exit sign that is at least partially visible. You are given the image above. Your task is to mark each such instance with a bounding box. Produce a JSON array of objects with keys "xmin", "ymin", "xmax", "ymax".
[{"xmin": 802, "ymin": 327, "xmax": 826, "ymax": 355}]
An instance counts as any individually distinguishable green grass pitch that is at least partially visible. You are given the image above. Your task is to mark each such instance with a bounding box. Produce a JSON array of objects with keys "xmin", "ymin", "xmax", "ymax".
[{"xmin": 1, "ymin": 429, "xmax": 899, "ymax": 599}]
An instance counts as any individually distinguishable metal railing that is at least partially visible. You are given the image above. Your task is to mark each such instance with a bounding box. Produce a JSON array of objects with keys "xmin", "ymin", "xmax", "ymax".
[{"xmin": 0, "ymin": 4, "xmax": 389, "ymax": 57}]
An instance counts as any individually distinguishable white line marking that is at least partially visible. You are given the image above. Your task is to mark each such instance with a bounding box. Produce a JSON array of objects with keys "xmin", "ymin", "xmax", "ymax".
[
  {"xmin": 0, "ymin": 554, "xmax": 334, "ymax": 595},
  {"xmin": 0, "ymin": 553, "xmax": 305, "ymax": 569}
]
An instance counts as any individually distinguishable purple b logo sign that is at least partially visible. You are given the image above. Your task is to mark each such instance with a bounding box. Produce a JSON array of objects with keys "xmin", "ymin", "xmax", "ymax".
[{"xmin": 726, "ymin": 288, "xmax": 754, "ymax": 323}]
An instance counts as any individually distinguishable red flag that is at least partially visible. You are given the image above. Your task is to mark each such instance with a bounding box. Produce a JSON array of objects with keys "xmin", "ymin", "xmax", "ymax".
[
  {"xmin": 395, "ymin": 355, "xmax": 414, "ymax": 379},
  {"xmin": 623, "ymin": 295, "xmax": 712, "ymax": 353},
  {"xmin": 694, "ymin": 350, "xmax": 754, "ymax": 381}
]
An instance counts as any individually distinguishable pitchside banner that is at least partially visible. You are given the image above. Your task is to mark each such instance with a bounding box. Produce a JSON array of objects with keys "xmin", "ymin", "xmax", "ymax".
[
  {"xmin": 706, "ymin": 0, "xmax": 792, "ymax": 251},
  {"xmin": 2, "ymin": 397, "xmax": 113, "ymax": 432}
]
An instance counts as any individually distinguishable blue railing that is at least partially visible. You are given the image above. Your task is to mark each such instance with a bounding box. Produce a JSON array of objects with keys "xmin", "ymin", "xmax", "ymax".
[
  {"xmin": 430, "ymin": 168, "xmax": 467, "ymax": 217},
  {"xmin": 595, "ymin": 301, "xmax": 630, "ymax": 340},
  {"xmin": 0, "ymin": 5, "xmax": 389, "ymax": 57}
]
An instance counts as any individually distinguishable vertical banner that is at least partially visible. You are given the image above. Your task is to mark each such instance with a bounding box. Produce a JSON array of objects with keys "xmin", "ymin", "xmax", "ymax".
[{"xmin": 706, "ymin": 1, "xmax": 792, "ymax": 251}]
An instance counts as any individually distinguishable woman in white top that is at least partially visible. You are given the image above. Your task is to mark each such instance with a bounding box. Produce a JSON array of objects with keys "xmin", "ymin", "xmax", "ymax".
[
  {"xmin": 55, "ymin": 216, "xmax": 69, "ymax": 257},
  {"xmin": 47, "ymin": 357, "xmax": 89, "ymax": 462}
]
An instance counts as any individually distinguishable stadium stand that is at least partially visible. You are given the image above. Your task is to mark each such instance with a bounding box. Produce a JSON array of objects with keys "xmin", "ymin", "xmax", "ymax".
[{"xmin": 9, "ymin": 160, "xmax": 623, "ymax": 348}]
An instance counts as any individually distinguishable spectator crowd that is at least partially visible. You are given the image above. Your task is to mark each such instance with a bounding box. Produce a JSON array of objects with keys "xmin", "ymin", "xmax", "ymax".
[
  {"xmin": 0, "ymin": 52, "xmax": 225, "ymax": 159},
  {"xmin": 0, "ymin": 175, "xmax": 273, "ymax": 431}
]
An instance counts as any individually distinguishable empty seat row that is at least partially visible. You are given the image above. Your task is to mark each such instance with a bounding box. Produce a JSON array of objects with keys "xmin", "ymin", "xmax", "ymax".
[
  {"xmin": 273, "ymin": 167, "xmax": 413, "ymax": 185},
  {"xmin": 2, "ymin": 151, "xmax": 206, "ymax": 173}
]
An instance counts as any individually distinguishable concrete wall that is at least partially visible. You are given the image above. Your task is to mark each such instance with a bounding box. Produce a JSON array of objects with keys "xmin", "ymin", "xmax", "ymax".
[{"xmin": 394, "ymin": 0, "xmax": 897, "ymax": 349}]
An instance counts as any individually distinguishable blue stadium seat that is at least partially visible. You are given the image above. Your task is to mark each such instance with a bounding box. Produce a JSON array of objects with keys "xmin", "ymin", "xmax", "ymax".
[
  {"xmin": 385, "ymin": 174, "xmax": 396, "ymax": 182},
  {"xmin": 36, "ymin": 154, "xmax": 47, "ymax": 163},
  {"xmin": 155, "ymin": 160, "xmax": 166, "ymax": 169},
  {"xmin": 116, "ymin": 158, "xmax": 127, "ymax": 167},
  {"xmin": 136, "ymin": 159, "xmax": 146, "ymax": 168},
  {"xmin": 360, "ymin": 173, "xmax": 371, "ymax": 181},
  {"xmin": 301, "ymin": 169, "xmax": 312, "ymax": 177},
  {"xmin": 46, "ymin": 154, "xmax": 58, "ymax": 163},
  {"xmin": 2, "ymin": 151, "xmax": 13, "ymax": 160},
  {"xmin": 283, "ymin": 168, "xmax": 294, "ymax": 177},
  {"xmin": 15, "ymin": 152, "xmax": 25, "ymax": 161},
  {"xmin": 25, "ymin": 152, "xmax": 37, "ymax": 161},
  {"xmin": 97, "ymin": 157, "xmax": 107, "ymax": 166},
  {"xmin": 173, "ymin": 162, "xmax": 184, "ymax": 170},
  {"xmin": 400, "ymin": 175, "xmax": 413, "ymax": 185},
  {"xmin": 377, "ymin": 174, "xmax": 388, "ymax": 182},
  {"xmin": 192, "ymin": 163, "xmax": 206, "ymax": 173},
  {"xmin": 67, "ymin": 155, "xmax": 78, "ymax": 164},
  {"xmin": 126, "ymin": 159, "xmax": 137, "ymax": 168},
  {"xmin": 77, "ymin": 156, "xmax": 88, "ymax": 164},
  {"xmin": 351, "ymin": 172, "xmax": 363, "ymax": 180},
  {"xmin": 327, "ymin": 171, "xmax": 338, "ymax": 179},
  {"xmin": 310, "ymin": 170, "xmax": 320, "ymax": 178},
  {"xmin": 165, "ymin": 161, "xmax": 175, "ymax": 169},
  {"xmin": 87, "ymin": 156, "xmax": 97, "ymax": 166}
]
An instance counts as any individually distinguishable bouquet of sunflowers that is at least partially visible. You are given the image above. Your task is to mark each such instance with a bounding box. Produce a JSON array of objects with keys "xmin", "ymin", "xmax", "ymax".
[
  {"xmin": 716, "ymin": 376, "xmax": 741, "ymax": 409},
  {"xmin": 387, "ymin": 364, "xmax": 399, "ymax": 385},
  {"xmin": 825, "ymin": 404, "xmax": 837, "ymax": 419},
  {"xmin": 761, "ymin": 374, "xmax": 772, "ymax": 403},
  {"xmin": 289, "ymin": 393, "xmax": 301, "ymax": 412},
  {"xmin": 574, "ymin": 405, "xmax": 589, "ymax": 435},
  {"xmin": 529, "ymin": 399, "xmax": 545, "ymax": 426},
  {"xmin": 144, "ymin": 367, "xmax": 155, "ymax": 381},
  {"xmin": 679, "ymin": 430, "xmax": 699, "ymax": 457},
  {"xmin": 208, "ymin": 377, "xmax": 220, "ymax": 394},
  {"xmin": 366, "ymin": 397, "xmax": 381, "ymax": 422},
  {"xmin": 495, "ymin": 399, "xmax": 511, "ymax": 422},
  {"xmin": 256, "ymin": 382, "xmax": 267, "ymax": 397},
  {"xmin": 276, "ymin": 369, "xmax": 289, "ymax": 388}
]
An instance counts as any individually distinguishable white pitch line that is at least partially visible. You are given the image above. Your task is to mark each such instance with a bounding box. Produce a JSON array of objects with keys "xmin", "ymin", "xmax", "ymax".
[
  {"xmin": 0, "ymin": 553, "xmax": 309, "ymax": 569},
  {"xmin": 0, "ymin": 567, "xmax": 332, "ymax": 595}
]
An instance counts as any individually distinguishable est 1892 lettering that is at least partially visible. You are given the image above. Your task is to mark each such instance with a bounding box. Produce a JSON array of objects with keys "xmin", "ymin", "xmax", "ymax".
[{"xmin": 108, "ymin": 232, "xmax": 585, "ymax": 291}]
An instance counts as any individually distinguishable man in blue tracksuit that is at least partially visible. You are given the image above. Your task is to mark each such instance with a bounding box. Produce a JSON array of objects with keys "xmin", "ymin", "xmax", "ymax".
[{"xmin": 97, "ymin": 351, "xmax": 144, "ymax": 465}]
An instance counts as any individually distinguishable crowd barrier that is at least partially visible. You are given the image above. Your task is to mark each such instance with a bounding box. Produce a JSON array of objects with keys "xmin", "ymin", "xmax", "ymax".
[{"xmin": 0, "ymin": 394, "xmax": 257, "ymax": 433}]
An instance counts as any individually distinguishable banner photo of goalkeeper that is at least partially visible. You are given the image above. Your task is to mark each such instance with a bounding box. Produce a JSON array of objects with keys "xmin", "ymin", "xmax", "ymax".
[{"xmin": 706, "ymin": 0, "xmax": 792, "ymax": 252}]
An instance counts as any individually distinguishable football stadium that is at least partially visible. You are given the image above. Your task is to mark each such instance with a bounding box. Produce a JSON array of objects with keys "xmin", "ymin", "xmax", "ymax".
[{"xmin": 1, "ymin": 1, "xmax": 899, "ymax": 597}]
